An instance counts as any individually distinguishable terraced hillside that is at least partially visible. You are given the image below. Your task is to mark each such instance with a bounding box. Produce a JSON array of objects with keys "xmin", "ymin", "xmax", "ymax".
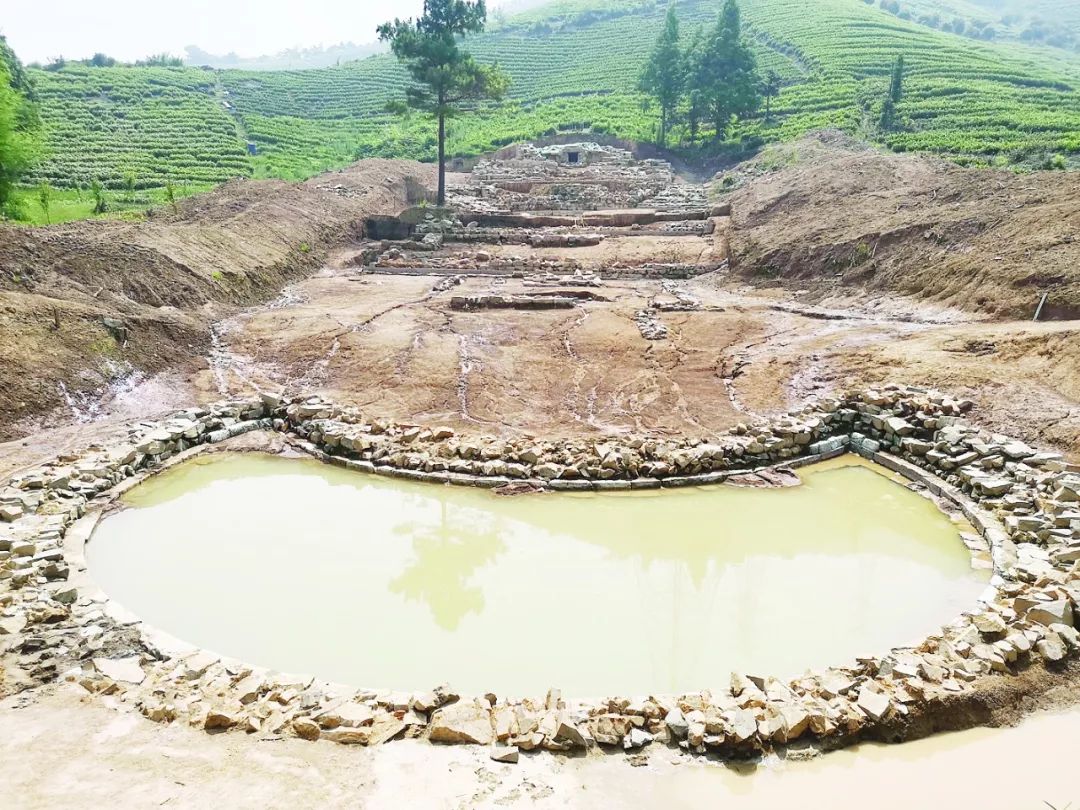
[
  {"xmin": 29, "ymin": 66, "xmax": 250, "ymax": 189},
  {"xmin": 19, "ymin": 0, "xmax": 1080, "ymax": 193}
]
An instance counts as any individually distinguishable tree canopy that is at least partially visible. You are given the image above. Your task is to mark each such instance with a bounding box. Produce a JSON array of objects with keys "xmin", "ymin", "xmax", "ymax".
[
  {"xmin": 0, "ymin": 40, "xmax": 39, "ymax": 217},
  {"xmin": 694, "ymin": 0, "xmax": 760, "ymax": 140},
  {"xmin": 636, "ymin": 1, "xmax": 762, "ymax": 148},
  {"xmin": 639, "ymin": 5, "xmax": 684, "ymax": 147},
  {"xmin": 378, "ymin": 0, "xmax": 509, "ymax": 204}
]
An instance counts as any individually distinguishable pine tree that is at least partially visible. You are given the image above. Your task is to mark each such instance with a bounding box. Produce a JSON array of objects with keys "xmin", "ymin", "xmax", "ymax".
[
  {"xmin": 378, "ymin": 1, "xmax": 510, "ymax": 206},
  {"xmin": 691, "ymin": 0, "xmax": 761, "ymax": 141},
  {"xmin": 639, "ymin": 5, "xmax": 684, "ymax": 147},
  {"xmin": 684, "ymin": 26, "xmax": 707, "ymax": 146}
]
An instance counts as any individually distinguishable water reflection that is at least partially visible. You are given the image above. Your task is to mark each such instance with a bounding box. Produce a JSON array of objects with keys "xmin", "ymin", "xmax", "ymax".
[
  {"xmin": 88, "ymin": 453, "xmax": 989, "ymax": 695},
  {"xmin": 390, "ymin": 501, "xmax": 505, "ymax": 630}
]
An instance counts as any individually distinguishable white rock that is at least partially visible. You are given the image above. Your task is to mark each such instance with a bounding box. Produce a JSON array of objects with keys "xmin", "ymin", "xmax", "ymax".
[
  {"xmin": 490, "ymin": 743, "xmax": 519, "ymax": 763},
  {"xmin": 93, "ymin": 656, "xmax": 146, "ymax": 685},
  {"xmin": 430, "ymin": 703, "xmax": 493, "ymax": 745},
  {"xmin": 856, "ymin": 688, "xmax": 892, "ymax": 721},
  {"xmin": 1023, "ymin": 599, "xmax": 1073, "ymax": 628}
]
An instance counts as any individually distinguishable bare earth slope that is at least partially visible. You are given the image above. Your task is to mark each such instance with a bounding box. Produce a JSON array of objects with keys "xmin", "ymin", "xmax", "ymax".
[
  {"xmin": 724, "ymin": 132, "xmax": 1080, "ymax": 319},
  {"xmin": 0, "ymin": 161, "xmax": 435, "ymax": 439}
]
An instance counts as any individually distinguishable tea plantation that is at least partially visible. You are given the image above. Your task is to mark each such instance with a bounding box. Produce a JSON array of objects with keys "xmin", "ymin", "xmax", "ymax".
[{"xmin": 18, "ymin": 0, "xmax": 1080, "ymax": 203}]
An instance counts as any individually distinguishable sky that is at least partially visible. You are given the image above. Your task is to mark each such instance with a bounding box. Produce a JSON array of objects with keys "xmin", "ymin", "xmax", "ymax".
[{"xmin": 1, "ymin": 0, "xmax": 513, "ymax": 64}]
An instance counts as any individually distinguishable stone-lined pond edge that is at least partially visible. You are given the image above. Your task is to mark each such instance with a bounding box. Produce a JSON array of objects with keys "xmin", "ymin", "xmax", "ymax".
[{"xmin": 1, "ymin": 386, "xmax": 1077, "ymax": 761}]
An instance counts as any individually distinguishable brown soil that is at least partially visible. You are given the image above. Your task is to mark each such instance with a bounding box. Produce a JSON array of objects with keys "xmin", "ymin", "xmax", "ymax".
[
  {"xmin": 0, "ymin": 160, "xmax": 437, "ymax": 441},
  {"xmin": 722, "ymin": 131, "xmax": 1080, "ymax": 319},
  {"xmin": 195, "ymin": 264, "xmax": 1078, "ymax": 457},
  {"xmin": 0, "ymin": 138, "xmax": 1076, "ymax": 468},
  {"xmin": 428, "ymin": 233, "xmax": 726, "ymax": 268}
]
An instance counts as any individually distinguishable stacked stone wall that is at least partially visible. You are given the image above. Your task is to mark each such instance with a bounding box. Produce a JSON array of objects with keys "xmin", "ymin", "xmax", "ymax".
[{"xmin": 1, "ymin": 386, "xmax": 1077, "ymax": 760}]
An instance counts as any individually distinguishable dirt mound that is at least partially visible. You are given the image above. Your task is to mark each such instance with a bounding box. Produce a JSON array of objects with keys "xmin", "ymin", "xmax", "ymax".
[
  {"xmin": 721, "ymin": 131, "xmax": 1080, "ymax": 319},
  {"xmin": 0, "ymin": 160, "xmax": 436, "ymax": 440}
]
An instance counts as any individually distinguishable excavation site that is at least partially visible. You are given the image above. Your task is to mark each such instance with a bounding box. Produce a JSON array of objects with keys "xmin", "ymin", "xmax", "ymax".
[{"xmin": 2, "ymin": 24, "xmax": 1080, "ymax": 800}]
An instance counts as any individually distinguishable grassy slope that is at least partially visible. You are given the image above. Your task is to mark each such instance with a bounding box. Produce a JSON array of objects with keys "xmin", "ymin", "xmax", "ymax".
[
  {"xmin": 17, "ymin": 0, "xmax": 1080, "ymax": 198},
  {"xmin": 9, "ymin": 184, "xmax": 211, "ymax": 226}
]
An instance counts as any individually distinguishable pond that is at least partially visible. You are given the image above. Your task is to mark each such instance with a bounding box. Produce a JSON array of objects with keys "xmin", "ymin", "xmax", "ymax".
[{"xmin": 87, "ymin": 453, "xmax": 988, "ymax": 697}]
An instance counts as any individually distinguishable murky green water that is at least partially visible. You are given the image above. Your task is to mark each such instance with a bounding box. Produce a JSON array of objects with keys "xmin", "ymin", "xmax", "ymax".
[{"xmin": 87, "ymin": 453, "xmax": 987, "ymax": 697}]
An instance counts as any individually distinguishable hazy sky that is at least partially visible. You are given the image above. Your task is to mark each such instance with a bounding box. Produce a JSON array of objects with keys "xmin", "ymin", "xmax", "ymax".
[{"xmin": 1, "ymin": 1, "xmax": 513, "ymax": 64}]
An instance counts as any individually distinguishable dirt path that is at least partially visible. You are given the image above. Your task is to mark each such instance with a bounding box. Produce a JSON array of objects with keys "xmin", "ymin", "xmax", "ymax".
[{"xmin": 4, "ymin": 684, "xmax": 1080, "ymax": 810}]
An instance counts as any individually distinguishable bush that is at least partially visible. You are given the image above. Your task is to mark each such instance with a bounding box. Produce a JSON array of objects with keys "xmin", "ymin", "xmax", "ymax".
[{"xmin": 91, "ymin": 179, "xmax": 108, "ymax": 214}]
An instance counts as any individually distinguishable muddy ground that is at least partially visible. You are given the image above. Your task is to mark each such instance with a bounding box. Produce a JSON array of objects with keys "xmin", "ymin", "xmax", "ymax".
[
  {"xmin": 3, "ymin": 670, "xmax": 1080, "ymax": 810},
  {"xmin": 0, "ymin": 160, "xmax": 437, "ymax": 439},
  {"xmin": 188, "ymin": 254, "xmax": 1077, "ymax": 456},
  {"xmin": 2, "ymin": 134, "xmax": 1075, "ymax": 461},
  {"xmin": 4, "ymin": 256, "xmax": 1074, "ymax": 480},
  {"xmin": 2, "ymin": 134, "xmax": 1080, "ymax": 805}
]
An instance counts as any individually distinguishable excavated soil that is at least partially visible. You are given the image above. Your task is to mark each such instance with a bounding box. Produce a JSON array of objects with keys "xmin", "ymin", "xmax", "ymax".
[
  {"xmin": 0, "ymin": 160, "xmax": 437, "ymax": 441},
  {"xmin": 191, "ymin": 260, "xmax": 1078, "ymax": 457},
  {"xmin": 1, "ymin": 136, "xmax": 1078, "ymax": 476},
  {"xmin": 722, "ymin": 131, "xmax": 1080, "ymax": 320}
]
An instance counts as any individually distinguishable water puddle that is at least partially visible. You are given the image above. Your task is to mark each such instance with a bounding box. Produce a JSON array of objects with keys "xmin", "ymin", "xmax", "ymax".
[
  {"xmin": 87, "ymin": 454, "xmax": 987, "ymax": 697},
  {"xmin": 568, "ymin": 708, "xmax": 1080, "ymax": 810}
]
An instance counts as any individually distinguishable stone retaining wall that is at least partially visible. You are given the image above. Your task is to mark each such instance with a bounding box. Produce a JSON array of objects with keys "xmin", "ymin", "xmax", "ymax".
[
  {"xmin": 367, "ymin": 261, "xmax": 719, "ymax": 281},
  {"xmin": 1, "ymin": 386, "xmax": 1077, "ymax": 763}
]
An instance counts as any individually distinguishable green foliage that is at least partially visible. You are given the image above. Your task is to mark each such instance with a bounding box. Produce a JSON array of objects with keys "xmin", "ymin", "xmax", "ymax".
[
  {"xmin": 123, "ymin": 171, "xmax": 137, "ymax": 201},
  {"xmin": 889, "ymin": 54, "xmax": 905, "ymax": 103},
  {"xmin": 0, "ymin": 54, "xmax": 38, "ymax": 217},
  {"xmin": 137, "ymin": 54, "xmax": 184, "ymax": 67},
  {"xmin": 691, "ymin": 1, "xmax": 761, "ymax": 140},
  {"xmin": 1, "ymin": 35, "xmax": 39, "ymax": 109},
  {"xmin": 164, "ymin": 178, "xmax": 178, "ymax": 213},
  {"xmin": 879, "ymin": 54, "xmax": 904, "ymax": 132},
  {"xmin": 638, "ymin": 1, "xmax": 764, "ymax": 147},
  {"xmin": 762, "ymin": 69, "xmax": 782, "ymax": 123},
  {"xmin": 90, "ymin": 178, "xmax": 107, "ymax": 214},
  {"xmin": 879, "ymin": 95, "xmax": 896, "ymax": 131},
  {"xmin": 378, "ymin": 0, "xmax": 510, "ymax": 204},
  {"xmin": 639, "ymin": 5, "xmax": 684, "ymax": 146},
  {"xmin": 852, "ymin": 241, "xmax": 872, "ymax": 264},
  {"xmin": 1044, "ymin": 152, "xmax": 1067, "ymax": 170},
  {"xmin": 36, "ymin": 181, "xmax": 52, "ymax": 223},
  {"xmin": 9, "ymin": 180, "xmax": 208, "ymax": 225}
]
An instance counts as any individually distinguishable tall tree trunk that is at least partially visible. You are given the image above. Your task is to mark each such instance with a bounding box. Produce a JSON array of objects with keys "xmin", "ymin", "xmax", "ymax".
[
  {"xmin": 765, "ymin": 94, "xmax": 771, "ymax": 123},
  {"xmin": 660, "ymin": 106, "xmax": 667, "ymax": 148},
  {"xmin": 437, "ymin": 109, "xmax": 446, "ymax": 207}
]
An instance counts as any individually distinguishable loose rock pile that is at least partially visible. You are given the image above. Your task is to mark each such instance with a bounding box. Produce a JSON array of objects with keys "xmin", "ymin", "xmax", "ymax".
[
  {"xmin": 1, "ymin": 386, "xmax": 1077, "ymax": 763},
  {"xmin": 450, "ymin": 295, "xmax": 579, "ymax": 311},
  {"xmin": 635, "ymin": 310, "xmax": 669, "ymax": 340}
]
